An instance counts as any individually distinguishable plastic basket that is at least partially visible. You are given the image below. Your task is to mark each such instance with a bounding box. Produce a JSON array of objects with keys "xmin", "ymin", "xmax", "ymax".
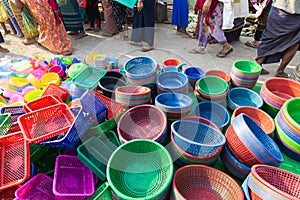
[
  {"xmin": 0, "ymin": 106, "xmax": 24, "ymax": 123},
  {"xmin": 198, "ymin": 75, "xmax": 228, "ymax": 95},
  {"xmin": 124, "ymin": 56, "xmax": 157, "ymax": 79},
  {"xmin": 18, "ymin": 103, "xmax": 75, "ymax": 144},
  {"xmin": 205, "ymin": 70, "xmax": 231, "ymax": 83},
  {"xmin": 227, "ymin": 87, "xmax": 263, "ymax": 110},
  {"xmin": 0, "ymin": 186, "xmax": 19, "ymax": 199},
  {"xmin": 157, "ymin": 72, "xmax": 188, "ymax": 94},
  {"xmin": 6, "ymin": 123, "xmax": 21, "ymax": 135},
  {"xmin": 80, "ymin": 90, "xmax": 108, "ymax": 124},
  {"xmin": 42, "ymin": 83, "xmax": 70, "ymax": 102},
  {"xmin": 87, "ymin": 182, "xmax": 113, "ymax": 200},
  {"xmin": 77, "ymin": 133, "xmax": 119, "ymax": 181},
  {"xmin": 117, "ymin": 105, "xmax": 167, "ymax": 142},
  {"xmin": 0, "ymin": 132, "xmax": 30, "ymax": 190},
  {"xmin": 107, "ymin": 139, "xmax": 173, "ymax": 200},
  {"xmin": 172, "ymin": 165, "xmax": 244, "ymax": 200},
  {"xmin": 53, "ymin": 155, "xmax": 95, "ymax": 198},
  {"xmin": 232, "ymin": 60, "xmax": 262, "ymax": 75},
  {"xmin": 15, "ymin": 173, "xmax": 55, "ymax": 200},
  {"xmin": 282, "ymin": 97, "xmax": 300, "ymax": 132},
  {"xmin": 0, "ymin": 113, "xmax": 13, "ymax": 136},
  {"xmin": 40, "ymin": 106, "xmax": 92, "ymax": 150},
  {"xmin": 72, "ymin": 66, "xmax": 106, "ymax": 90},
  {"xmin": 23, "ymin": 95, "xmax": 61, "ymax": 113},
  {"xmin": 98, "ymin": 76, "xmax": 127, "ymax": 99},
  {"xmin": 115, "ymin": 85, "xmax": 151, "ymax": 107}
]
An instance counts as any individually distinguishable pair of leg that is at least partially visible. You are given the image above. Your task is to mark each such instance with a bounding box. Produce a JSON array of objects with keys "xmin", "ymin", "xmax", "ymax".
[
  {"xmin": 86, "ymin": 0, "xmax": 101, "ymax": 31},
  {"xmin": 257, "ymin": 42, "xmax": 300, "ymax": 77}
]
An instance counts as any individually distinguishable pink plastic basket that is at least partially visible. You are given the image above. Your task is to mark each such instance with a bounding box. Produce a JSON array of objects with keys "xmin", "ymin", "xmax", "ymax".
[
  {"xmin": 53, "ymin": 155, "xmax": 94, "ymax": 199},
  {"xmin": 15, "ymin": 173, "xmax": 55, "ymax": 200},
  {"xmin": 18, "ymin": 103, "xmax": 75, "ymax": 144}
]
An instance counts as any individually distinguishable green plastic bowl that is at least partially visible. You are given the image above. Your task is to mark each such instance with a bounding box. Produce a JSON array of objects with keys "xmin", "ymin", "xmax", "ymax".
[
  {"xmin": 233, "ymin": 60, "xmax": 262, "ymax": 75},
  {"xmin": 107, "ymin": 139, "xmax": 173, "ymax": 200},
  {"xmin": 282, "ymin": 97, "xmax": 300, "ymax": 130},
  {"xmin": 198, "ymin": 76, "xmax": 228, "ymax": 95}
]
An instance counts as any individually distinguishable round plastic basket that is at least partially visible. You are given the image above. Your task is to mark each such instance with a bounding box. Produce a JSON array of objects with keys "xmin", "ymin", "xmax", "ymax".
[
  {"xmin": 282, "ymin": 97, "xmax": 300, "ymax": 131},
  {"xmin": 107, "ymin": 139, "xmax": 173, "ymax": 200},
  {"xmin": 156, "ymin": 71, "xmax": 188, "ymax": 94},
  {"xmin": 227, "ymin": 87, "xmax": 263, "ymax": 110},
  {"xmin": 115, "ymin": 85, "xmax": 151, "ymax": 107},
  {"xmin": 205, "ymin": 70, "xmax": 231, "ymax": 83},
  {"xmin": 227, "ymin": 114, "xmax": 283, "ymax": 166},
  {"xmin": 171, "ymin": 120, "xmax": 225, "ymax": 156},
  {"xmin": 193, "ymin": 101, "xmax": 230, "ymax": 130},
  {"xmin": 184, "ymin": 67, "xmax": 205, "ymax": 81},
  {"xmin": 232, "ymin": 60, "xmax": 262, "ymax": 75},
  {"xmin": 274, "ymin": 131, "xmax": 300, "ymax": 161},
  {"xmin": 117, "ymin": 105, "xmax": 167, "ymax": 142},
  {"xmin": 197, "ymin": 75, "xmax": 228, "ymax": 95},
  {"xmin": 98, "ymin": 77, "xmax": 127, "ymax": 98},
  {"xmin": 124, "ymin": 56, "xmax": 157, "ymax": 79},
  {"xmin": 248, "ymin": 164, "xmax": 300, "ymax": 200},
  {"xmin": 163, "ymin": 58, "xmax": 181, "ymax": 67},
  {"xmin": 232, "ymin": 106, "xmax": 275, "ymax": 136},
  {"xmin": 172, "ymin": 165, "xmax": 244, "ymax": 200}
]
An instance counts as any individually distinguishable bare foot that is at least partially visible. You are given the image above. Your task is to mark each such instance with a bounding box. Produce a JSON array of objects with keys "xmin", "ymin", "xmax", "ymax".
[
  {"xmin": 0, "ymin": 46, "xmax": 9, "ymax": 53},
  {"xmin": 260, "ymin": 68, "xmax": 270, "ymax": 75},
  {"xmin": 189, "ymin": 47, "xmax": 206, "ymax": 54},
  {"xmin": 275, "ymin": 71, "xmax": 289, "ymax": 78}
]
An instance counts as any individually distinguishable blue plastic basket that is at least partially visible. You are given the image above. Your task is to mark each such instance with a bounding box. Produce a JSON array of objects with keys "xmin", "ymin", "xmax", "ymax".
[
  {"xmin": 193, "ymin": 101, "xmax": 230, "ymax": 130},
  {"xmin": 0, "ymin": 106, "xmax": 24, "ymax": 123},
  {"xmin": 227, "ymin": 87, "xmax": 263, "ymax": 110},
  {"xmin": 157, "ymin": 72, "xmax": 188, "ymax": 94},
  {"xmin": 80, "ymin": 90, "xmax": 108, "ymax": 124},
  {"xmin": 40, "ymin": 106, "xmax": 92, "ymax": 150},
  {"xmin": 241, "ymin": 175, "xmax": 251, "ymax": 200},
  {"xmin": 124, "ymin": 56, "xmax": 157, "ymax": 79},
  {"xmin": 171, "ymin": 120, "xmax": 225, "ymax": 156}
]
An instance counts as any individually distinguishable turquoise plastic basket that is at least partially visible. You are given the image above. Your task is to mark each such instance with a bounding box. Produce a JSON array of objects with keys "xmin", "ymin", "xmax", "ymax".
[{"xmin": 72, "ymin": 67, "xmax": 106, "ymax": 90}]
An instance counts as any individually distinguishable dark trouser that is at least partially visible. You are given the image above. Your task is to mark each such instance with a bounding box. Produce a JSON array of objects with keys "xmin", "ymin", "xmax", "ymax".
[
  {"xmin": 0, "ymin": 32, "xmax": 4, "ymax": 43},
  {"xmin": 87, "ymin": 0, "xmax": 101, "ymax": 28},
  {"xmin": 131, "ymin": 0, "xmax": 155, "ymax": 46},
  {"xmin": 254, "ymin": 24, "xmax": 265, "ymax": 41}
]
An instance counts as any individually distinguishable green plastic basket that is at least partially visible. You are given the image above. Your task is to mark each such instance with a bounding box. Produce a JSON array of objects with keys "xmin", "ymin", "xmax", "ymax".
[
  {"xmin": 275, "ymin": 120, "xmax": 300, "ymax": 153},
  {"xmin": 0, "ymin": 114, "xmax": 12, "ymax": 136},
  {"xmin": 198, "ymin": 76, "xmax": 228, "ymax": 95},
  {"xmin": 78, "ymin": 132, "xmax": 120, "ymax": 181},
  {"xmin": 107, "ymin": 139, "xmax": 173, "ymax": 200},
  {"xmin": 72, "ymin": 67, "xmax": 106, "ymax": 90},
  {"xmin": 233, "ymin": 60, "xmax": 262, "ymax": 74},
  {"xmin": 87, "ymin": 182, "xmax": 113, "ymax": 200},
  {"xmin": 282, "ymin": 98, "xmax": 300, "ymax": 130}
]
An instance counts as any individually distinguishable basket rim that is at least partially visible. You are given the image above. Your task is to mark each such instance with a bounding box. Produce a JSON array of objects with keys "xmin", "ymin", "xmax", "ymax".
[
  {"xmin": 282, "ymin": 97, "xmax": 300, "ymax": 131},
  {"xmin": 115, "ymin": 85, "xmax": 151, "ymax": 97},
  {"xmin": 172, "ymin": 165, "xmax": 244, "ymax": 200},
  {"xmin": 251, "ymin": 164, "xmax": 300, "ymax": 199},
  {"xmin": 155, "ymin": 93, "xmax": 193, "ymax": 110},
  {"xmin": 228, "ymin": 87, "xmax": 263, "ymax": 108},
  {"xmin": 183, "ymin": 67, "xmax": 205, "ymax": 78},
  {"xmin": 198, "ymin": 75, "xmax": 229, "ymax": 95},
  {"xmin": 233, "ymin": 60, "xmax": 262, "ymax": 74},
  {"xmin": 72, "ymin": 66, "xmax": 106, "ymax": 90},
  {"xmin": 24, "ymin": 95, "xmax": 62, "ymax": 112},
  {"xmin": 157, "ymin": 71, "xmax": 188, "ymax": 89},
  {"xmin": 124, "ymin": 56, "xmax": 157, "ymax": 77},
  {"xmin": 205, "ymin": 70, "xmax": 231, "ymax": 83},
  {"xmin": 107, "ymin": 139, "xmax": 173, "ymax": 200},
  {"xmin": 171, "ymin": 120, "xmax": 226, "ymax": 147}
]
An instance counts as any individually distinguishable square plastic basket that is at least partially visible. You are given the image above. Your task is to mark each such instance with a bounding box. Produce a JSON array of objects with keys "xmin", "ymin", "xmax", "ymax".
[
  {"xmin": 77, "ymin": 132, "xmax": 120, "ymax": 181},
  {"xmin": 40, "ymin": 105, "xmax": 92, "ymax": 150},
  {"xmin": 0, "ymin": 106, "xmax": 25, "ymax": 123},
  {"xmin": 0, "ymin": 132, "xmax": 30, "ymax": 190},
  {"xmin": 42, "ymin": 83, "xmax": 70, "ymax": 102},
  {"xmin": 23, "ymin": 95, "xmax": 61, "ymax": 113},
  {"xmin": 0, "ymin": 113, "xmax": 13, "ymax": 136},
  {"xmin": 72, "ymin": 67, "xmax": 106, "ymax": 90},
  {"xmin": 18, "ymin": 103, "xmax": 75, "ymax": 144},
  {"xmin": 53, "ymin": 155, "xmax": 95, "ymax": 198},
  {"xmin": 15, "ymin": 173, "xmax": 55, "ymax": 200},
  {"xmin": 80, "ymin": 90, "xmax": 108, "ymax": 124}
]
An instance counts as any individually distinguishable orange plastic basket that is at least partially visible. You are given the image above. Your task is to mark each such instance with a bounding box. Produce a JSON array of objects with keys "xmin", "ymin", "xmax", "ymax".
[
  {"xmin": 42, "ymin": 83, "xmax": 70, "ymax": 102},
  {"xmin": 23, "ymin": 95, "xmax": 61, "ymax": 113},
  {"xmin": 91, "ymin": 91, "xmax": 125, "ymax": 119},
  {"xmin": 0, "ymin": 132, "xmax": 30, "ymax": 190},
  {"xmin": 18, "ymin": 104, "xmax": 75, "ymax": 144}
]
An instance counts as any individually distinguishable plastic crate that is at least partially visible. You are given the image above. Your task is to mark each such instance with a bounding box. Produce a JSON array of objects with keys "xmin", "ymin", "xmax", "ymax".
[
  {"xmin": 80, "ymin": 90, "xmax": 108, "ymax": 124},
  {"xmin": 87, "ymin": 182, "xmax": 113, "ymax": 200},
  {"xmin": 18, "ymin": 103, "xmax": 75, "ymax": 144},
  {"xmin": 53, "ymin": 155, "xmax": 95, "ymax": 198},
  {"xmin": 0, "ymin": 113, "xmax": 13, "ymax": 136},
  {"xmin": 0, "ymin": 132, "xmax": 30, "ymax": 190},
  {"xmin": 23, "ymin": 95, "xmax": 61, "ymax": 113},
  {"xmin": 15, "ymin": 173, "xmax": 55, "ymax": 200},
  {"xmin": 72, "ymin": 67, "xmax": 106, "ymax": 90},
  {"xmin": 77, "ymin": 133, "xmax": 120, "ymax": 181},
  {"xmin": 0, "ymin": 106, "xmax": 25, "ymax": 123},
  {"xmin": 40, "ymin": 106, "xmax": 92, "ymax": 150},
  {"xmin": 42, "ymin": 83, "xmax": 70, "ymax": 102}
]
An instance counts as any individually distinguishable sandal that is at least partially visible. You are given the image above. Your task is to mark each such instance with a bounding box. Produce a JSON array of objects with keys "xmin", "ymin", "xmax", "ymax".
[
  {"xmin": 75, "ymin": 33, "xmax": 88, "ymax": 40},
  {"xmin": 216, "ymin": 48, "xmax": 233, "ymax": 58},
  {"xmin": 141, "ymin": 46, "xmax": 154, "ymax": 52},
  {"xmin": 189, "ymin": 47, "xmax": 205, "ymax": 54},
  {"xmin": 22, "ymin": 39, "xmax": 36, "ymax": 45},
  {"xmin": 245, "ymin": 41, "xmax": 259, "ymax": 49},
  {"xmin": 129, "ymin": 41, "xmax": 142, "ymax": 46},
  {"xmin": 0, "ymin": 46, "xmax": 9, "ymax": 53}
]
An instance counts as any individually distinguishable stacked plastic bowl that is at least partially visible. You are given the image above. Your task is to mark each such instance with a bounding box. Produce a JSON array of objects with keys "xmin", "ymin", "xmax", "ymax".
[
  {"xmin": 156, "ymin": 72, "xmax": 188, "ymax": 94},
  {"xmin": 275, "ymin": 97, "xmax": 300, "ymax": 161},
  {"xmin": 115, "ymin": 85, "xmax": 151, "ymax": 107},
  {"xmin": 194, "ymin": 76, "xmax": 229, "ymax": 104},
  {"xmin": 124, "ymin": 56, "xmax": 157, "ymax": 86},
  {"xmin": 205, "ymin": 70, "xmax": 231, "ymax": 83},
  {"xmin": 260, "ymin": 77, "xmax": 300, "ymax": 117},
  {"xmin": 183, "ymin": 67, "xmax": 205, "ymax": 89},
  {"xmin": 230, "ymin": 60, "xmax": 262, "ymax": 88},
  {"xmin": 225, "ymin": 114, "xmax": 283, "ymax": 175}
]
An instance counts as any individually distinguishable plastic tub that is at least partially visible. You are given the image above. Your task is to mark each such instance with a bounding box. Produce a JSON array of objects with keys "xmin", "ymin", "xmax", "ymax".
[
  {"xmin": 197, "ymin": 76, "xmax": 228, "ymax": 95},
  {"xmin": 232, "ymin": 60, "xmax": 262, "ymax": 75},
  {"xmin": 124, "ymin": 56, "xmax": 157, "ymax": 79},
  {"xmin": 157, "ymin": 71, "xmax": 188, "ymax": 94}
]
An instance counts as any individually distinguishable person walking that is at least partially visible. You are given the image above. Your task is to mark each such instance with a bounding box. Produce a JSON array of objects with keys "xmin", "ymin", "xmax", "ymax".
[{"xmin": 172, "ymin": 0, "xmax": 189, "ymax": 36}]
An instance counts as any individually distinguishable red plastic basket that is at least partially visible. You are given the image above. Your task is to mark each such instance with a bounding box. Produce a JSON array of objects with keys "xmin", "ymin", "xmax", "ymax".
[
  {"xmin": 91, "ymin": 91, "xmax": 125, "ymax": 119},
  {"xmin": 42, "ymin": 83, "xmax": 70, "ymax": 102},
  {"xmin": 6, "ymin": 123, "xmax": 21, "ymax": 135},
  {"xmin": 0, "ymin": 132, "xmax": 30, "ymax": 190},
  {"xmin": 18, "ymin": 103, "xmax": 75, "ymax": 144},
  {"xmin": 15, "ymin": 173, "xmax": 55, "ymax": 200},
  {"xmin": 23, "ymin": 95, "xmax": 62, "ymax": 112},
  {"xmin": 0, "ymin": 186, "xmax": 20, "ymax": 199}
]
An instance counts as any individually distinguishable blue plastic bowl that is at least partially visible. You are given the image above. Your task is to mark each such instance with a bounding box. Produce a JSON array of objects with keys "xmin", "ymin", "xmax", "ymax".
[
  {"xmin": 184, "ymin": 67, "xmax": 205, "ymax": 80},
  {"xmin": 155, "ymin": 93, "xmax": 193, "ymax": 113},
  {"xmin": 124, "ymin": 56, "xmax": 157, "ymax": 79},
  {"xmin": 157, "ymin": 72, "xmax": 188, "ymax": 92},
  {"xmin": 227, "ymin": 87, "xmax": 263, "ymax": 110},
  {"xmin": 193, "ymin": 101, "xmax": 230, "ymax": 130}
]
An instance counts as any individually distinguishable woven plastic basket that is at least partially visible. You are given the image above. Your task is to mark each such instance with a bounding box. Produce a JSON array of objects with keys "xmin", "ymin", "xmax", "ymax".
[
  {"xmin": 227, "ymin": 87, "xmax": 263, "ymax": 110},
  {"xmin": 42, "ymin": 83, "xmax": 70, "ymax": 102},
  {"xmin": 0, "ymin": 186, "xmax": 20, "ymax": 199},
  {"xmin": 72, "ymin": 66, "xmax": 106, "ymax": 90},
  {"xmin": 0, "ymin": 106, "xmax": 25, "ymax": 123},
  {"xmin": 107, "ymin": 139, "xmax": 173, "ymax": 200},
  {"xmin": 172, "ymin": 165, "xmax": 244, "ymax": 200},
  {"xmin": 198, "ymin": 75, "xmax": 228, "ymax": 95},
  {"xmin": 0, "ymin": 113, "xmax": 12, "ymax": 136},
  {"xmin": 15, "ymin": 173, "xmax": 55, "ymax": 200},
  {"xmin": 205, "ymin": 70, "xmax": 231, "ymax": 83},
  {"xmin": 18, "ymin": 103, "xmax": 75, "ymax": 144},
  {"xmin": 0, "ymin": 132, "xmax": 30, "ymax": 190},
  {"xmin": 156, "ymin": 71, "xmax": 188, "ymax": 94},
  {"xmin": 124, "ymin": 56, "xmax": 157, "ymax": 79},
  {"xmin": 23, "ymin": 95, "xmax": 61, "ymax": 113}
]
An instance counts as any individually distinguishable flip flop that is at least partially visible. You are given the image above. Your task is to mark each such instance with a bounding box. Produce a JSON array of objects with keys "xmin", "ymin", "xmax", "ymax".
[
  {"xmin": 75, "ymin": 33, "xmax": 88, "ymax": 40},
  {"xmin": 141, "ymin": 46, "xmax": 154, "ymax": 52},
  {"xmin": 216, "ymin": 48, "xmax": 233, "ymax": 58},
  {"xmin": 85, "ymin": 27, "xmax": 94, "ymax": 31},
  {"xmin": 245, "ymin": 41, "xmax": 259, "ymax": 49}
]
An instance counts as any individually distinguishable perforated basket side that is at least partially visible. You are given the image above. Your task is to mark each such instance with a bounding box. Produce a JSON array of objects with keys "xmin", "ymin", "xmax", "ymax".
[
  {"xmin": 23, "ymin": 95, "xmax": 61, "ymax": 113},
  {"xmin": 0, "ymin": 114, "xmax": 13, "ymax": 136},
  {"xmin": 0, "ymin": 106, "xmax": 25, "ymax": 122}
]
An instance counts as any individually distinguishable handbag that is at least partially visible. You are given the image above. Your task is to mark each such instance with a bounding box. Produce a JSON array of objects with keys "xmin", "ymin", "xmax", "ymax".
[{"xmin": 9, "ymin": 0, "xmax": 24, "ymax": 9}]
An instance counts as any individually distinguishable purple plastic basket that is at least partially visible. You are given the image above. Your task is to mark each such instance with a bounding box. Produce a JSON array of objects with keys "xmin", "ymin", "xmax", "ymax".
[
  {"xmin": 0, "ymin": 106, "xmax": 24, "ymax": 123},
  {"xmin": 15, "ymin": 173, "xmax": 55, "ymax": 200},
  {"xmin": 53, "ymin": 155, "xmax": 94, "ymax": 199}
]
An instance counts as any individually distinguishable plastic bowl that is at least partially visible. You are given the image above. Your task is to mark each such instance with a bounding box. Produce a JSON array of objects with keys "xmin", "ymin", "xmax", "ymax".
[
  {"xmin": 184, "ymin": 67, "xmax": 205, "ymax": 80},
  {"xmin": 24, "ymin": 89, "xmax": 43, "ymax": 103},
  {"xmin": 41, "ymin": 72, "xmax": 60, "ymax": 86},
  {"xmin": 232, "ymin": 60, "xmax": 262, "ymax": 75},
  {"xmin": 124, "ymin": 56, "xmax": 157, "ymax": 78},
  {"xmin": 197, "ymin": 76, "xmax": 228, "ymax": 96},
  {"xmin": 107, "ymin": 139, "xmax": 173, "ymax": 200},
  {"xmin": 156, "ymin": 71, "xmax": 188, "ymax": 92},
  {"xmin": 227, "ymin": 87, "xmax": 263, "ymax": 110},
  {"xmin": 163, "ymin": 58, "xmax": 181, "ymax": 67},
  {"xmin": 98, "ymin": 77, "xmax": 127, "ymax": 98},
  {"xmin": 205, "ymin": 70, "xmax": 231, "ymax": 83},
  {"xmin": 232, "ymin": 106, "xmax": 275, "ymax": 136},
  {"xmin": 155, "ymin": 93, "xmax": 193, "ymax": 112}
]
